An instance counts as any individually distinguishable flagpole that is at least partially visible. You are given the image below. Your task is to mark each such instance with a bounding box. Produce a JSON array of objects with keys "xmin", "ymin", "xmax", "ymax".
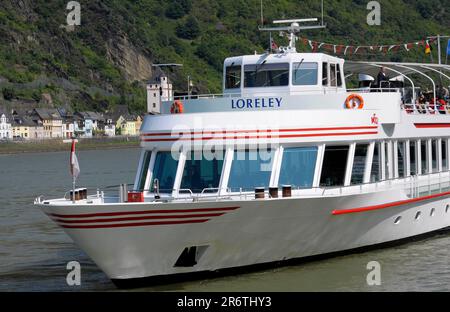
[{"xmin": 72, "ymin": 175, "xmax": 76, "ymax": 204}]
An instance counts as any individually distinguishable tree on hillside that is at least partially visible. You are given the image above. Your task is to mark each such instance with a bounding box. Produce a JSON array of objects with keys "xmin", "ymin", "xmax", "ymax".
[
  {"xmin": 176, "ymin": 16, "xmax": 201, "ymax": 40},
  {"xmin": 166, "ymin": 0, "xmax": 192, "ymax": 19}
]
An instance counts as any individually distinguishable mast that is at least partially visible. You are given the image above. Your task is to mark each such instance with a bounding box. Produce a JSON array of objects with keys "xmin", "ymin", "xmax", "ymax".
[{"xmin": 259, "ymin": 18, "xmax": 325, "ymax": 53}]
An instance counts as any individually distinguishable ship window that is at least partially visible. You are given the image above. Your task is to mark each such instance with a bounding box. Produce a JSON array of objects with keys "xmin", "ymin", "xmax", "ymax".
[
  {"xmin": 330, "ymin": 64, "xmax": 337, "ymax": 87},
  {"xmin": 180, "ymin": 152, "xmax": 224, "ymax": 193},
  {"xmin": 398, "ymin": 141, "xmax": 406, "ymax": 178},
  {"xmin": 337, "ymin": 64, "xmax": 342, "ymax": 87},
  {"xmin": 292, "ymin": 62, "xmax": 318, "ymax": 85},
  {"xmin": 320, "ymin": 145, "xmax": 349, "ymax": 187},
  {"xmin": 137, "ymin": 151, "xmax": 151, "ymax": 191},
  {"xmin": 244, "ymin": 63, "xmax": 289, "ymax": 88},
  {"xmin": 151, "ymin": 152, "xmax": 178, "ymax": 193},
  {"xmin": 410, "ymin": 141, "xmax": 417, "ymax": 175},
  {"xmin": 279, "ymin": 147, "xmax": 318, "ymax": 188},
  {"xmin": 385, "ymin": 142, "xmax": 391, "ymax": 179},
  {"xmin": 421, "ymin": 140, "xmax": 428, "ymax": 174},
  {"xmin": 322, "ymin": 62, "xmax": 328, "ymax": 86},
  {"xmin": 432, "ymin": 139, "xmax": 438, "ymax": 173},
  {"xmin": 370, "ymin": 143, "xmax": 381, "ymax": 182},
  {"xmin": 351, "ymin": 144, "xmax": 369, "ymax": 185},
  {"xmin": 228, "ymin": 149, "xmax": 274, "ymax": 191},
  {"xmin": 225, "ymin": 65, "xmax": 241, "ymax": 89},
  {"xmin": 442, "ymin": 139, "xmax": 448, "ymax": 171}
]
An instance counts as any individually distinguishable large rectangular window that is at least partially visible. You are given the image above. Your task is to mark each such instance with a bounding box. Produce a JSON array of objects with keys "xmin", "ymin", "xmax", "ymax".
[
  {"xmin": 432, "ymin": 139, "xmax": 438, "ymax": 173},
  {"xmin": 151, "ymin": 152, "xmax": 178, "ymax": 192},
  {"xmin": 180, "ymin": 152, "xmax": 224, "ymax": 193},
  {"xmin": 320, "ymin": 145, "xmax": 349, "ymax": 187},
  {"xmin": 137, "ymin": 151, "xmax": 151, "ymax": 191},
  {"xmin": 225, "ymin": 65, "xmax": 241, "ymax": 89},
  {"xmin": 244, "ymin": 63, "xmax": 289, "ymax": 88},
  {"xmin": 351, "ymin": 144, "xmax": 369, "ymax": 185},
  {"xmin": 337, "ymin": 64, "xmax": 342, "ymax": 87},
  {"xmin": 410, "ymin": 141, "xmax": 417, "ymax": 175},
  {"xmin": 228, "ymin": 150, "xmax": 274, "ymax": 191},
  {"xmin": 279, "ymin": 147, "xmax": 318, "ymax": 188},
  {"xmin": 398, "ymin": 142, "xmax": 406, "ymax": 178},
  {"xmin": 370, "ymin": 143, "xmax": 381, "ymax": 182},
  {"xmin": 292, "ymin": 62, "xmax": 318, "ymax": 85},
  {"xmin": 421, "ymin": 140, "xmax": 428, "ymax": 174},
  {"xmin": 443, "ymin": 139, "xmax": 448, "ymax": 171}
]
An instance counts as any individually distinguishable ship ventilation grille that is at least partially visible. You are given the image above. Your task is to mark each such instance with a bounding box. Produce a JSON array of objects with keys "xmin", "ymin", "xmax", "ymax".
[{"xmin": 174, "ymin": 245, "xmax": 209, "ymax": 267}]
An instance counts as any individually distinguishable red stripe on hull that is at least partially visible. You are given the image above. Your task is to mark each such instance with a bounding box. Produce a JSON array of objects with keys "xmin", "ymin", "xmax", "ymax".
[
  {"xmin": 53, "ymin": 212, "xmax": 225, "ymax": 224},
  {"xmin": 49, "ymin": 206, "xmax": 240, "ymax": 219},
  {"xmin": 141, "ymin": 126, "xmax": 378, "ymax": 137},
  {"xmin": 332, "ymin": 190, "xmax": 450, "ymax": 215},
  {"xmin": 59, "ymin": 219, "xmax": 210, "ymax": 229},
  {"xmin": 414, "ymin": 123, "xmax": 450, "ymax": 128},
  {"xmin": 142, "ymin": 131, "xmax": 378, "ymax": 142}
]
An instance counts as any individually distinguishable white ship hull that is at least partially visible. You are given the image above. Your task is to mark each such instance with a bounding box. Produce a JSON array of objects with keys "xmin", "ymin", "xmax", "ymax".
[{"xmin": 40, "ymin": 185, "xmax": 450, "ymax": 286}]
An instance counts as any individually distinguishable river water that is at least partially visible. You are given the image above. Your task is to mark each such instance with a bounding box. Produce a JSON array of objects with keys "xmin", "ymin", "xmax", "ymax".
[{"xmin": 0, "ymin": 148, "xmax": 449, "ymax": 291}]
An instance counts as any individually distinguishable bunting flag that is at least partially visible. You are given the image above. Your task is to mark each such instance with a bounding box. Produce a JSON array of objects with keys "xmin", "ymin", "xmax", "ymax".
[{"xmin": 298, "ymin": 36, "xmax": 437, "ymax": 55}]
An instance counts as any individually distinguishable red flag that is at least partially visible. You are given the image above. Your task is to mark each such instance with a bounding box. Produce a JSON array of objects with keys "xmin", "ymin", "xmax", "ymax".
[{"xmin": 70, "ymin": 139, "xmax": 80, "ymax": 178}]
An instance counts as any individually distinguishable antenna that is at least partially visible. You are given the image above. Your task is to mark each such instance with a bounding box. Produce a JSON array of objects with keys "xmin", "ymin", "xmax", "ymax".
[
  {"xmin": 259, "ymin": 18, "xmax": 325, "ymax": 53},
  {"xmin": 260, "ymin": 0, "xmax": 264, "ymax": 26}
]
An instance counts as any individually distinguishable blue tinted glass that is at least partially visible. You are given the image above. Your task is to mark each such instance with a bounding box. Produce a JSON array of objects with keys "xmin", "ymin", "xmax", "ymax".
[
  {"xmin": 228, "ymin": 150, "xmax": 274, "ymax": 191},
  {"xmin": 137, "ymin": 151, "xmax": 151, "ymax": 191},
  {"xmin": 181, "ymin": 152, "xmax": 224, "ymax": 193},
  {"xmin": 151, "ymin": 152, "xmax": 178, "ymax": 192},
  {"xmin": 279, "ymin": 147, "xmax": 317, "ymax": 188},
  {"xmin": 292, "ymin": 62, "xmax": 318, "ymax": 85}
]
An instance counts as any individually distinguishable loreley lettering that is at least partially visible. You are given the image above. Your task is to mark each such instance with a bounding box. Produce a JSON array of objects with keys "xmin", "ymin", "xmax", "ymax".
[{"xmin": 231, "ymin": 97, "xmax": 282, "ymax": 109}]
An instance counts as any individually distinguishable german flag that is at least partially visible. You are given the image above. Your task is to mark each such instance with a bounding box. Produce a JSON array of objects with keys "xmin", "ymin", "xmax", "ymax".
[{"xmin": 425, "ymin": 42, "xmax": 432, "ymax": 54}]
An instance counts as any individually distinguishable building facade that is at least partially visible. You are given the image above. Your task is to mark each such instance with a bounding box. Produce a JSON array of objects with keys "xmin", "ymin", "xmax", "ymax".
[
  {"xmin": 147, "ymin": 73, "xmax": 173, "ymax": 114},
  {"xmin": 0, "ymin": 113, "xmax": 12, "ymax": 140}
]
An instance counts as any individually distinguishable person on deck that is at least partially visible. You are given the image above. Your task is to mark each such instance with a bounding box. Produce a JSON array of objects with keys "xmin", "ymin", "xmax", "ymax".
[{"xmin": 377, "ymin": 67, "xmax": 389, "ymax": 89}]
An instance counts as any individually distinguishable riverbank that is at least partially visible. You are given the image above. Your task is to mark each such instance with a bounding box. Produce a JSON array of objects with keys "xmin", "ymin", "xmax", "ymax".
[{"xmin": 0, "ymin": 136, "xmax": 140, "ymax": 154}]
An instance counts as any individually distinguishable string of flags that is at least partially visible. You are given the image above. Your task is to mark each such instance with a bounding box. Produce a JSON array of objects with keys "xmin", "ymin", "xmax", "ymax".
[{"xmin": 292, "ymin": 37, "xmax": 437, "ymax": 55}]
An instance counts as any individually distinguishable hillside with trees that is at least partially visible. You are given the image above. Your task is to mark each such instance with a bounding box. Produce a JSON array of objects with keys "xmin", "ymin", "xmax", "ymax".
[{"xmin": 0, "ymin": 0, "xmax": 448, "ymax": 113}]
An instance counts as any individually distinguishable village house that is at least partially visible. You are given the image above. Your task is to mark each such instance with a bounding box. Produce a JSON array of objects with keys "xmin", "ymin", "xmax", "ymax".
[
  {"xmin": 0, "ymin": 112, "xmax": 13, "ymax": 140},
  {"xmin": 31, "ymin": 108, "xmax": 63, "ymax": 138}
]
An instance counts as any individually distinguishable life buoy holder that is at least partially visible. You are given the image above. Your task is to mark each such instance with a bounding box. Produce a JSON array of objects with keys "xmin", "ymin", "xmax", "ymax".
[
  {"xmin": 170, "ymin": 100, "xmax": 184, "ymax": 114},
  {"xmin": 345, "ymin": 94, "xmax": 364, "ymax": 109}
]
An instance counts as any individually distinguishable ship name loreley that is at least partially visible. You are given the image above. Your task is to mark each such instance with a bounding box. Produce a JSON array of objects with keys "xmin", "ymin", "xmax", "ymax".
[{"xmin": 35, "ymin": 18, "xmax": 450, "ymax": 288}]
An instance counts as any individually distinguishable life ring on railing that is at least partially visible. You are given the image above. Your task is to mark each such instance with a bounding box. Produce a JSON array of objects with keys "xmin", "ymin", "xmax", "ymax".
[
  {"xmin": 345, "ymin": 94, "xmax": 364, "ymax": 109},
  {"xmin": 170, "ymin": 100, "xmax": 184, "ymax": 114}
]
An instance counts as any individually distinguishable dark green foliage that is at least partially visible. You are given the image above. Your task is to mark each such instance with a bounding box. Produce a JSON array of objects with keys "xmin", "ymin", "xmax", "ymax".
[
  {"xmin": 176, "ymin": 16, "xmax": 200, "ymax": 39},
  {"xmin": 2, "ymin": 87, "xmax": 15, "ymax": 100}
]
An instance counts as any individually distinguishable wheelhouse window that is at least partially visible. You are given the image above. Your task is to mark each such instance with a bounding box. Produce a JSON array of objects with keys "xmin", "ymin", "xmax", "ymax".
[
  {"xmin": 337, "ymin": 64, "xmax": 342, "ymax": 87},
  {"xmin": 330, "ymin": 64, "xmax": 337, "ymax": 87},
  {"xmin": 137, "ymin": 151, "xmax": 151, "ymax": 191},
  {"xmin": 244, "ymin": 63, "xmax": 289, "ymax": 88},
  {"xmin": 320, "ymin": 145, "xmax": 349, "ymax": 187},
  {"xmin": 351, "ymin": 144, "xmax": 369, "ymax": 185},
  {"xmin": 322, "ymin": 62, "xmax": 328, "ymax": 86},
  {"xmin": 151, "ymin": 152, "xmax": 178, "ymax": 193},
  {"xmin": 410, "ymin": 141, "xmax": 417, "ymax": 175},
  {"xmin": 228, "ymin": 149, "xmax": 274, "ymax": 191},
  {"xmin": 292, "ymin": 62, "xmax": 318, "ymax": 85},
  {"xmin": 398, "ymin": 142, "xmax": 406, "ymax": 178},
  {"xmin": 442, "ymin": 139, "xmax": 448, "ymax": 171},
  {"xmin": 279, "ymin": 147, "xmax": 318, "ymax": 188},
  {"xmin": 180, "ymin": 151, "xmax": 224, "ymax": 193},
  {"xmin": 225, "ymin": 65, "xmax": 241, "ymax": 89},
  {"xmin": 371, "ymin": 143, "xmax": 381, "ymax": 182}
]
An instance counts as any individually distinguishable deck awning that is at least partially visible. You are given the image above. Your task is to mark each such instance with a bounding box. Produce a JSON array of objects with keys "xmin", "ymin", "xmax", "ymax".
[{"xmin": 345, "ymin": 61, "xmax": 450, "ymax": 80}]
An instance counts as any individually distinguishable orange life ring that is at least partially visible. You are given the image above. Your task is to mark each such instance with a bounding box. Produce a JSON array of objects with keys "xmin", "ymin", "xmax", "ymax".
[
  {"xmin": 345, "ymin": 94, "xmax": 364, "ymax": 109},
  {"xmin": 170, "ymin": 100, "xmax": 184, "ymax": 114}
]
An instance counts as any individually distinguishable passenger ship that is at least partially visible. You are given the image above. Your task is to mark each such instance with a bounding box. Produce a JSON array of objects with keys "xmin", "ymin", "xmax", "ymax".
[{"xmin": 36, "ymin": 19, "xmax": 450, "ymax": 287}]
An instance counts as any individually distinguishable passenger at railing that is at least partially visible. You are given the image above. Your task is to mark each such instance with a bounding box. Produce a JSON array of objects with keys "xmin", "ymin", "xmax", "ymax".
[
  {"xmin": 428, "ymin": 98, "xmax": 437, "ymax": 114},
  {"xmin": 377, "ymin": 67, "xmax": 389, "ymax": 88},
  {"xmin": 437, "ymin": 85, "xmax": 449, "ymax": 101},
  {"xmin": 437, "ymin": 98, "xmax": 447, "ymax": 114},
  {"xmin": 416, "ymin": 94, "xmax": 427, "ymax": 114}
]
